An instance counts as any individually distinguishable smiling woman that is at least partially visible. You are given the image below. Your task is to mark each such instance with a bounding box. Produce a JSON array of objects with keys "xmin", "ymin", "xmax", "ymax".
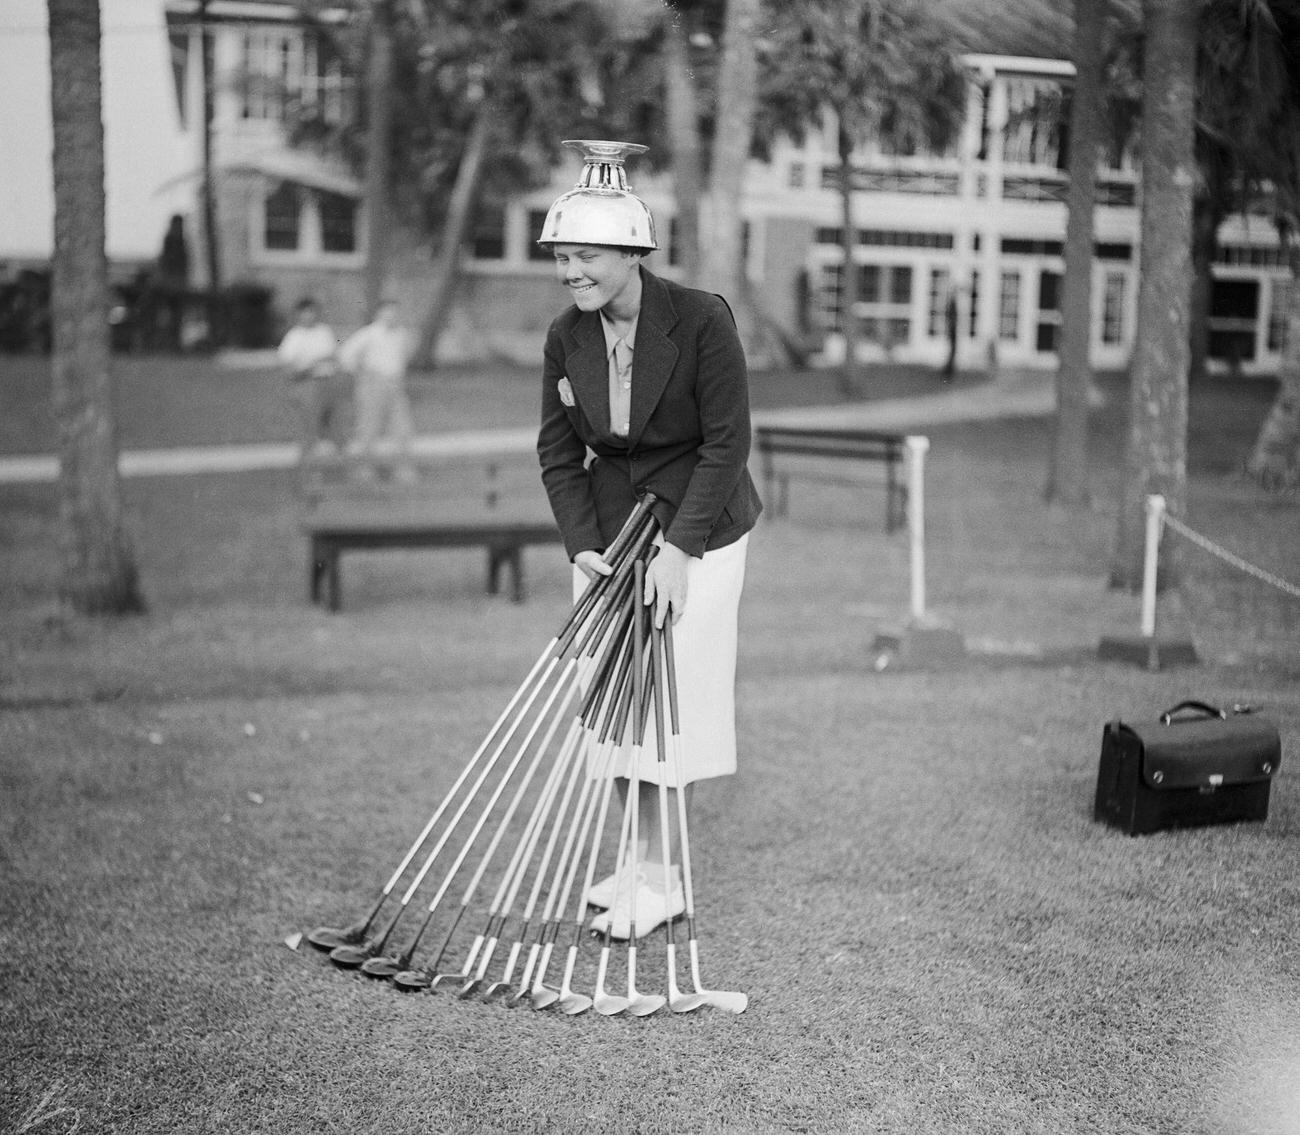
[{"xmin": 534, "ymin": 139, "xmax": 762, "ymax": 944}]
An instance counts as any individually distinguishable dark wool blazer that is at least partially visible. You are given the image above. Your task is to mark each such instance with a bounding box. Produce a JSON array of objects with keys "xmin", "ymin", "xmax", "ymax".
[{"xmin": 537, "ymin": 267, "xmax": 763, "ymax": 560}]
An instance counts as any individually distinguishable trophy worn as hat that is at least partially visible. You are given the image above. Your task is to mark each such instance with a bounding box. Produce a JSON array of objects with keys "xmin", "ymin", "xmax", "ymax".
[{"xmin": 537, "ymin": 139, "xmax": 659, "ymax": 251}]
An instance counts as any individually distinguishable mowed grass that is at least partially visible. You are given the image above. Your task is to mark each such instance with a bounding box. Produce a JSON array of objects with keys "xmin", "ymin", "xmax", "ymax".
[{"xmin": 1, "ymin": 356, "xmax": 1299, "ymax": 1133}]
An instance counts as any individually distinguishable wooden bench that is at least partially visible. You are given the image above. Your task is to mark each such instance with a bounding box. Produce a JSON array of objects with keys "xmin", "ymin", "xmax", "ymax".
[
  {"xmin": 304, "ymin": 501, "xmax": 562, "ymax": 611},
  {"xmin": 756, "ymin": 425, "xmax": 908, "ymax": 532}
]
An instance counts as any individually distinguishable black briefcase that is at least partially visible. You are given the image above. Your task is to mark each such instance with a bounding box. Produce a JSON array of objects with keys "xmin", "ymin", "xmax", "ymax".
[{"xmin": 1094, "ymin": 700, "xmax": 1282, "ymax": 835}]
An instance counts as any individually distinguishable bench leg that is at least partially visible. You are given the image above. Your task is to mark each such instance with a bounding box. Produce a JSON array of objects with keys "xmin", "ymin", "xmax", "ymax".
[
  {"xmin": 486, "ymin": 545, "xmax": 526, "ymax": 602},
  {"xmin": 310, "ymin": 538, "xmax": 324, "ymax": 605},
  {"xmin": 509, "ymin": 547, "xmax": 525, "ymax": 603},
  {"xmin": 326, "ymin": 548, "xmax": 342, "ymax": 612}
]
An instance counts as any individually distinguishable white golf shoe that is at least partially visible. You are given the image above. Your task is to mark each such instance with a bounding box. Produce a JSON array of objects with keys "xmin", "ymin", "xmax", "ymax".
[{"xmin": 589, "ymin": 868, "xmax": 685, "ymax": 940}]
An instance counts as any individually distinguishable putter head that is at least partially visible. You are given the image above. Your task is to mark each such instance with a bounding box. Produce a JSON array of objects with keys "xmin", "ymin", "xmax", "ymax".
[
  {"xmin": 391, "ymin": 969, "xmax": 432, "ymax": 991},
  {"xmin": 328, "ymin": 943, "xmax": 375, "ymax": 968},
  {"xmin": 306, "ymin": 923, "xmax": 368, "ymax": 951},
  {"xmin": 701, "ymin": 990, "xmax": 748, "ymax": 1014},
  {"xmin": 359, "ymin": 955, "xmax": 404, "ymax": 978},
  {"xmin": 627, "ymin": 992, "xmax": 666, "ymax": 1017}
]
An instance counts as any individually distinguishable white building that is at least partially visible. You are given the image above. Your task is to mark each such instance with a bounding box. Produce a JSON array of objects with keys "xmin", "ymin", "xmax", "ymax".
[{"xmin": 2, "ymin": 0, "xmax": 1291, "ymax": 372}]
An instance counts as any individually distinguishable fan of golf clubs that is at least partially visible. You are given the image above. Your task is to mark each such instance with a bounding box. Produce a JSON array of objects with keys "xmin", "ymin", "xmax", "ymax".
[{"xmin": 305, "ymin": 495, "xmax": 747, "ymax": 1015}]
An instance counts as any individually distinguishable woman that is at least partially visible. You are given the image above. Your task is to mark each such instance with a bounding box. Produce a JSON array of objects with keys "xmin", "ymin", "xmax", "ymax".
[{"xmin": 535, "ymin": 140, "xmax": 762, "ymax": 939}]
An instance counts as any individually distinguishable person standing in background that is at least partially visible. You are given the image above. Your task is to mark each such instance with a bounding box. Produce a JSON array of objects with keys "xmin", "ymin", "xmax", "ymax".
[
  {"xmin": 339, "ymin": 299, "xmax": 418, "ymax": 484},
  {"xmin": 277, "ymin": 297, "xmax": 348, "ymax": 485}
]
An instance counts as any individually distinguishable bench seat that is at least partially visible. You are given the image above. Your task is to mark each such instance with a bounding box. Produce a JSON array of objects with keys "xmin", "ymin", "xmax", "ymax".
[
  {"xmin": 756, "ymin": 426, "xmax": 908, "ymax": 532},
  {"xmin": 304, "ymin": 499, "xmax": 562, "ymax": 611}
]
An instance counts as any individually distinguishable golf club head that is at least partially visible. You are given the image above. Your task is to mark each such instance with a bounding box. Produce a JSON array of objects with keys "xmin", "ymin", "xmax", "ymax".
[
  {"xmin": 328, "ymin": 943, "xmax": 376, "ymax": 968},
  {"xmin": 428, "ymin": 970, "xmax": 467, "ymax": 991},
  {"xmin": 529, "ymin": 982, "xmax": 560, "ymax": 1009},
  {"xmin": 359, "ymin": 955, "xmax": 404, "ymax": 978},
  {"xmin": 593, "ymin": 993, "xmax": 631, "ymax": 1016},
  {"xmin": 627, "ymin": 992, "xmax": 666, "ymax": 1017},
  {"xmin": 668, "ymin": 988, "xmax": 709, "ymax": 1013},
  {"xmin": 306, "ymin": 922, "xmax": 369, "ymax": 951},
  {"xmin": 481, "ymin": 981, "xmax": 512, "ymax": 1001},
  {"xmin": 558, "ymin": 990, "xmax": 593, "ymax": 1015},
  {"xmin": 503, "ymin": 986, "xmax": 532, "ymax": 1009},
  {"xmin": 455, "ymin": 978, "xmax": 484, "ymax": 999},
  {"xmin": 701, "ymin": 989, "xmax": 748, "ymax": 1014},
  {"xmin": 391, "ymin": 969, "xmax": 432, "ymax": 991}
]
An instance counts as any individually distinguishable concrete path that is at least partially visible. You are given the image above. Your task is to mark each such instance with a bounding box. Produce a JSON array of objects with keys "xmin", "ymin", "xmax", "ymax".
[{"xmin": 0, "ymin": 370, "xmax": 1095, "ymax": 484}]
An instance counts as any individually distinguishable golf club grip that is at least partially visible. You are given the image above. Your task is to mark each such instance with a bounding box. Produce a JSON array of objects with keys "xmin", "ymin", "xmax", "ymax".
[
  {"xmin": 631, "ymin": 559, "xmax": 647, "ymax": 747},
  {"xmin": 662, "ymin": 615, "xmax": 681, "ymax": 735}
]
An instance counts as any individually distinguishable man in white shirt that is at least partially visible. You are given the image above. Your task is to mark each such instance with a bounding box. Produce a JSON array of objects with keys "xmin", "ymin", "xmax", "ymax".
[
  {"xmin": 338, "ymin": 299, "xmax": 418, "ymax": 484},
  {"xmin": 277, "ymin": 297, "xmax": 347, "ymax": 473}
]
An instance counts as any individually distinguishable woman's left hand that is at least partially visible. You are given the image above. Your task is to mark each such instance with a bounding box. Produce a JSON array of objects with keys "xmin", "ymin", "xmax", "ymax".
[{"xmin": 644, "ymin": 542, "xmax": 690, "ymax": 627}]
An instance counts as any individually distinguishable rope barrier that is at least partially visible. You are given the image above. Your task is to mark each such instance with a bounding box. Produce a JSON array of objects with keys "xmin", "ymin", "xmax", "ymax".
[{"xmin": 1161, "ymin": 510, "xmax": 1300, "ymax": 602}]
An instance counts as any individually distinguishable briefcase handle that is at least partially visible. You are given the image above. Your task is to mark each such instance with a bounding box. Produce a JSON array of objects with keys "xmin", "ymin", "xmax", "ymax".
[{"xmin": 1159, "ymin": 700, "xmax": 1227, "ymax": 725}]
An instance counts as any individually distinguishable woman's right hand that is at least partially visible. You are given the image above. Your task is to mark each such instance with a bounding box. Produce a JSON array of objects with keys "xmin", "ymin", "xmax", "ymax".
[{"xmin": 573, "ymin": 549, "xmax": 613, "ymax": 582}]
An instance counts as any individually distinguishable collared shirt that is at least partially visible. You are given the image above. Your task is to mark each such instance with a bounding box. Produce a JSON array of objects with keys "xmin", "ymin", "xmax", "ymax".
[
  {"xmin": 339, "ymin": 321, "xmax": 413, "ymax": 382},
  {"xmin": 600, "ymin": 314, "xmax": 637, "ymax": 438}
]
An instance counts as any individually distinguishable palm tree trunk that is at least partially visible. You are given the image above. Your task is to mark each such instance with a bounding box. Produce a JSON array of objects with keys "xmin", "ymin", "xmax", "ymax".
[
  {"xmin": 1187, "ymin": 195, "xmax": 1220, "ymax": 385},
  {"xmin": 1047, "ymin": 0, "xmax": 1103, "ymax": 507},
  {"xmin": 415, "ymin": 100, "xmax": 493, "ymax": 367},
  {"xmin": 837, "ymin": 123, "xmax": 862, "ymax": 396},
  {"xmin": 702, "ymin": 0, "xmax": 758, "ymax": 302},
  {"xmin": 663, "ymin": 13, "xmax": 702, "ymax": 287},
  {"xmin": 47, "ymin": 0, "xmax": 144, "ymax": 614},
  {"xmin": 1246, "ymin": 270, "xmax": 1300, "ymax": 486},
  {"xmin": 1109, "ymin": 0, "xmax": 1197, "ymax": 590},
  {"xmin": 363, "ymin": 0, "xmax": 394, "ymax": 315}
]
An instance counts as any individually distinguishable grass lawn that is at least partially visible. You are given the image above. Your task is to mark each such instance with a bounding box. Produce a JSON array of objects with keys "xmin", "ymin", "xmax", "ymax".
[{"xmin": 1, "ymin": 354, "xmax": 1299, "ymax": 1133}]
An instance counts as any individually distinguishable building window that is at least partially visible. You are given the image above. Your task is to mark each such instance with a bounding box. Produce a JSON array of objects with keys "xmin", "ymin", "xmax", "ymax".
[
  {"xmin": 264, "ymin": 182, "xmax": 301, "ymax": 251},
  {"xmin": 260, "ymin": 182, "xmax": 360, "ymax": 259},
  {"xmin": 789, "ymin": 162, "xmax": 805, "ymax": 188},
  {"xmin": 471, "ymin": 204, "xmax": 506, "ymax": 260},
  {"xmin": 240, "ymin": 27, "xmax": 347, "ymax": 124},
  {"xmin": 815, "ymin": 228, "xmax": 954, "ymax": 250},
  {"xmin": 1035, "ymin": 270, "xmax": 1061, "ymax": 352},
  {"xmin": 927, "ymin": 268, "xmax": 951, "ymax": 337},
  {"xmin": 968, "ymin": 271, "xmax": 980, "ymax": 338},
  {"xmin": 816, "ymin": 262, "xmax": 913, "ymax": 344},
  {"xmin": 1267, "ymin": 279, "xmax": 1293, "ymax": 353},
  {"xmin": 527, "ymin": 209, "xmax": 552, "ymax": 261},
  {"xmin": 998, "ymin": 271, "xmax": 1021, "ymax": 340},
  {"xmin": 1102, "ymin": 272, "xmax": 1127, "ymax": 345},
  {"xmin": 1002, "ymin": 77, "xmax": 1067, "ymax": 168},
  {"xmin": 318, "ymin": 191, "xmax": 357, "ymax": 253}
]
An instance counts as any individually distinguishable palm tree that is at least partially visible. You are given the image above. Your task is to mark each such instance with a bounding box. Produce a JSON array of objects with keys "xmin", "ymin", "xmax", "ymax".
[
  {"xmin": 362, "ymin": 0, "xmax": 394, "ymax": 314},
  {"xmin": 760, "ymin": 0, "xmax": 967, "ymax": 393},
  {"xmin": 46, "ymin": 0, "xmax": 145, "ymax": 614},
  {"xmin": 1047, "ymin": 0, "xmax": 1106, "ymax": 508},
  {"xmin": 701, "ymin": 0, "xmax": 760, "ymax": 306},
  {"xmin": 1109, "ymin": 0, "xmax": 1198, "ymax": 589}
]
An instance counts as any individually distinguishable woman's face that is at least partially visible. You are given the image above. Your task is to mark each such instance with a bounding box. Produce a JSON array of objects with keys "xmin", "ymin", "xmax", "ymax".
[{"xmin": 552, "ymin": 245, "xmax": 641, "ymax": 313}]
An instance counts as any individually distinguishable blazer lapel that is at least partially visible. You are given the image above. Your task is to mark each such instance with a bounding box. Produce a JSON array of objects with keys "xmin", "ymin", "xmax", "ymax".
[
  {"xmin": 628, "ymin": 269, "xmax": 679, "ymax": 447},
  {"xmin": 563, "ymin": 312, "xmax": 610, "ymax": 437}
]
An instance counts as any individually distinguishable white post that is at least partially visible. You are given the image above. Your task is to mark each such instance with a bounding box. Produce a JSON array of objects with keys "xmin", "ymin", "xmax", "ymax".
[
  {"xmin": 905, "ymin": 436, "xmax": 930, "ymax": 621},
  {"xmin": 1140, "ymin": 494, "xmax": 1166, "ymax": 638}
]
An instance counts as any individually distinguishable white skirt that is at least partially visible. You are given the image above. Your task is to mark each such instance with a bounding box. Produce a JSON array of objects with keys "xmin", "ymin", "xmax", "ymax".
[{"xmin": 572, "ymin": 533, "xmax": 749, "ymax": 788}]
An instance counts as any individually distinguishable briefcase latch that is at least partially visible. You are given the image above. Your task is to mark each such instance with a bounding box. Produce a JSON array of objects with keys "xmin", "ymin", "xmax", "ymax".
[{"xmin": 1200, "ymin": 773, "xmax": 1224, "ymax": 795}]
